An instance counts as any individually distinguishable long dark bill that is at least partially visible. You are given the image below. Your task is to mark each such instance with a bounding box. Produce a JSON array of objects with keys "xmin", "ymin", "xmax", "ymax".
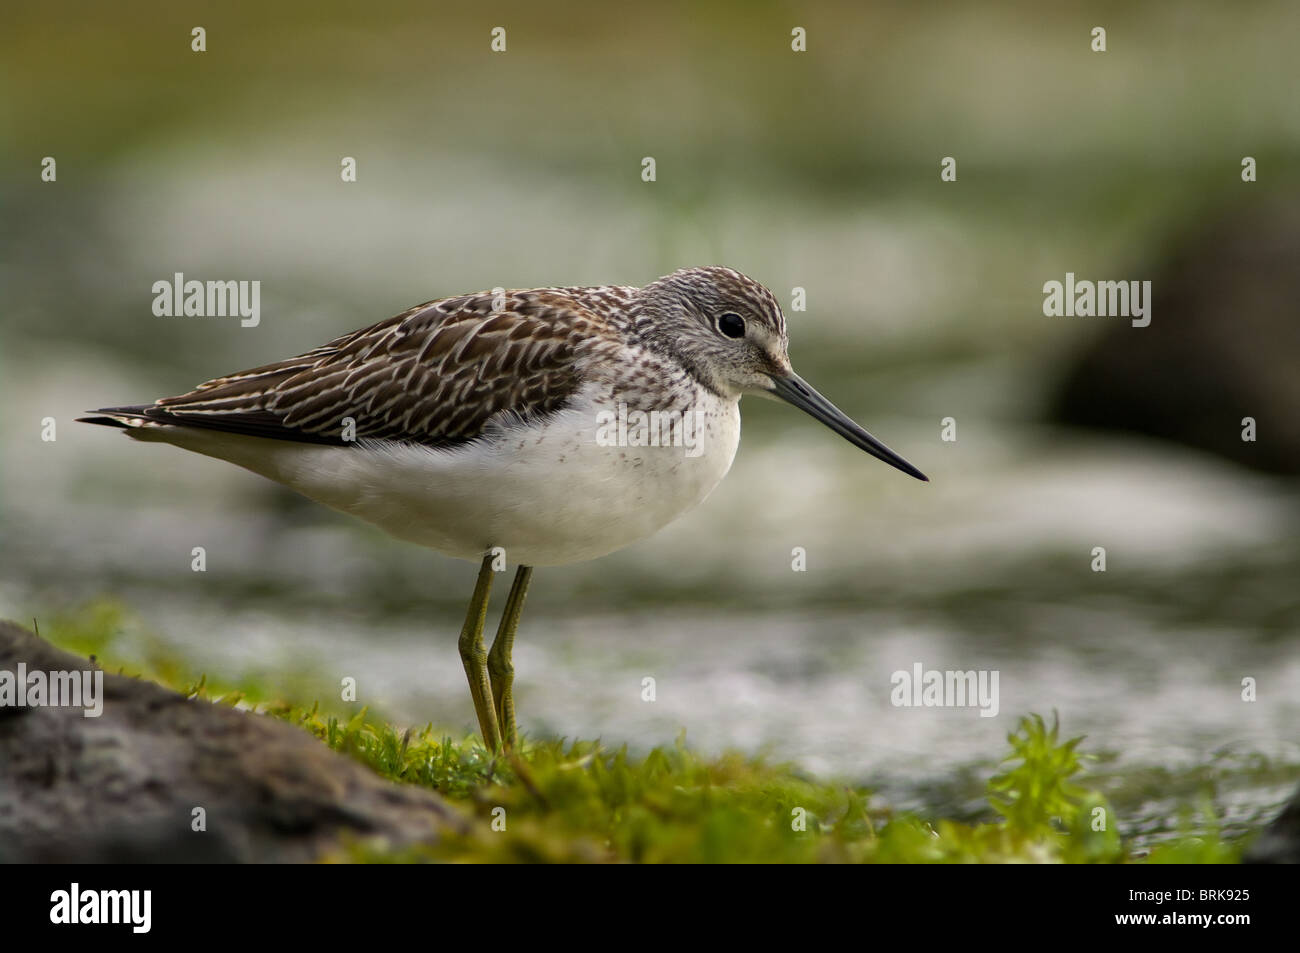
[{"xmin": 770, "ymin": 374, "xmax": 928, "ymax": 482}]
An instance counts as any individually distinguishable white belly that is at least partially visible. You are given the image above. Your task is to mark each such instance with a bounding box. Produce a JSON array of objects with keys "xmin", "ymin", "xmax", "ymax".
[{"xmin": 135, "ymin": 384, "xmax": 742, "ymax": 567}]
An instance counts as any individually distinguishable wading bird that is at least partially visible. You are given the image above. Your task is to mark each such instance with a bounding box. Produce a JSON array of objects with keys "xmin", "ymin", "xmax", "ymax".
[{"xmin": 81, "ymin": 266, "xmax": 926, "ymax": 750}]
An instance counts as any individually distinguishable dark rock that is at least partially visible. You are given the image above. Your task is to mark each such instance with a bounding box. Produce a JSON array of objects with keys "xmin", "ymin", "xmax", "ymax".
[
  {"xmin": 0, "ymin": 621, "xmax": 466, "ymax": 862},
  {"xmin": 1052, "ymin": 198, "xmax": 1300, "ymax": 475},
  {"xmin": 1243, "ymin": 785, "xmax": 1300, "ymax": 864}
]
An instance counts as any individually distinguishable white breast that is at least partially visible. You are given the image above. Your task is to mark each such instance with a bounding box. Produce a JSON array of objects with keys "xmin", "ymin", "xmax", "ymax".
[{"xmin": 137, "ymin": 381, "xmax": 742, "ymax": 567}]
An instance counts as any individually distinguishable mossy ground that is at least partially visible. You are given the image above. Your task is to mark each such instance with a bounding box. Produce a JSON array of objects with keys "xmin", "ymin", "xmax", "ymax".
[{"xmin": 37, "ymin": 601, "xmax": 1247, "ymax": 863}]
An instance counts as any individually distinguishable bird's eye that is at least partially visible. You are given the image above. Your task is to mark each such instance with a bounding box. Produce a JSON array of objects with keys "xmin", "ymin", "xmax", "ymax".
[{"xmin": 717, "ymin": 312, "xmax": 746, "ymax": 339}]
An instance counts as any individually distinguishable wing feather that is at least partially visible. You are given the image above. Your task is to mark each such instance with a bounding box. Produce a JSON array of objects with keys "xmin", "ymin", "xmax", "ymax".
[{"xmin": 132, "ymin": 292, "xmax": 620, "ymax": 447}]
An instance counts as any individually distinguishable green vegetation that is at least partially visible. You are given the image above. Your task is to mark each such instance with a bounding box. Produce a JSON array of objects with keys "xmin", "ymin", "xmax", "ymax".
[{"xmin": 39, "ymin": 602, "xmax": 1247, "ymax": 863}]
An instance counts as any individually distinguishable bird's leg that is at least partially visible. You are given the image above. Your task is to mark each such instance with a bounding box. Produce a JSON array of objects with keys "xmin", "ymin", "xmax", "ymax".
[
  {"xmin": 458, "ymin": 554, "xmax": 501, "ymax": 752},
  {"xmin": 488, "ymin": 565, "xmax": 532, "ymax": 751}
]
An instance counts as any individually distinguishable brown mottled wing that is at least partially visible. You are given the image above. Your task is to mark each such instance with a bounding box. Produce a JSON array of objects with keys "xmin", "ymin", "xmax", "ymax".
[{"xmin": 138, "ymin": 291, "xmax": 617, "ymax": 447}]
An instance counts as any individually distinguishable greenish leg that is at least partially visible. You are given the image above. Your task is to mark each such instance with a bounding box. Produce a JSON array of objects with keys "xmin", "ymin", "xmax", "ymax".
[
  {"xmin": 488, "ymin": 565, "xmax": 533, "ymax": 751},
  {"xmin": 458, "ymin": 554, "xmax": 501, "ymax": 752}
]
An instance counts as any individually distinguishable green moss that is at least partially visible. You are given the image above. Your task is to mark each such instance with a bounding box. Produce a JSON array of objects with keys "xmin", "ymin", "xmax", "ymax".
[{"xmin": 34, "ymin": 601, "xmax": 1250, "ymax": 863}]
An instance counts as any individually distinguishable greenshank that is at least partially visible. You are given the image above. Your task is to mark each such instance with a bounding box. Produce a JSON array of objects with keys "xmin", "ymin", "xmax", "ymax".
[{"xmin": 80, "ymin": 266, "xmax": 926, "ymax": 750}]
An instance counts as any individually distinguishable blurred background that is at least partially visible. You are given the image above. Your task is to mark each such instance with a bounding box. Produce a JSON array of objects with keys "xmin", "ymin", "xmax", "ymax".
[{"xmin": 2, "ymin": 1, "xmax": 1298, "ymax": 847}]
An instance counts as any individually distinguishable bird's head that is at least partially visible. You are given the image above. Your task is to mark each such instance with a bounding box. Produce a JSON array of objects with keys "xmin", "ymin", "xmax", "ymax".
[{"xmin": 636, "ymin": 266, "xmax": 927, "ymax": 482}]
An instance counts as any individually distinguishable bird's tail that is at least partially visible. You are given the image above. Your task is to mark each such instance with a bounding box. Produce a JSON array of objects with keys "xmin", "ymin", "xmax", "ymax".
[{"xmin": 76, "ymin": 405, "xmax": 163, "ymax": 430}]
